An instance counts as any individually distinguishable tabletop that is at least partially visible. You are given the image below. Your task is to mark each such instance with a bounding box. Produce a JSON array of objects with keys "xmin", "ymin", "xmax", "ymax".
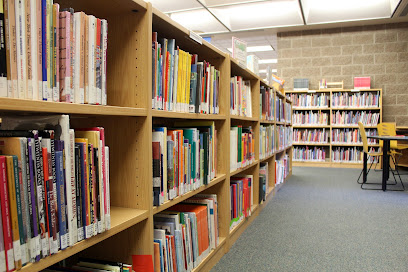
[{"xmin": 367, "ymin": 135, "xmax": 408, "ymax": 141}]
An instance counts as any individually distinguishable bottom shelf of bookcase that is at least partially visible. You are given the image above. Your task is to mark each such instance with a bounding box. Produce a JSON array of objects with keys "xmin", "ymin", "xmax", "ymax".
[
  {"xmin": 192, "ymin": 237, "xmax": 227, "ymax": 272},
  {"xmin": 19, "ymin": 207, "xmax": 149, "ymax": 272},
  {"xmin": 293, "ymin": 161, "xmax": 364, "ymax": 168}
]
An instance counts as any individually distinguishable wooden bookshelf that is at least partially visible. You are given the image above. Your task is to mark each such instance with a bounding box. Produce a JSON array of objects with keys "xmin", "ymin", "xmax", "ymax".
[
  {"xmin": 4, "ymin": 1, "xmax": 294, "ymax": 271},
  {"xmin": 287, "ymin": 88, "xmax": 382, "ymax": 168}
]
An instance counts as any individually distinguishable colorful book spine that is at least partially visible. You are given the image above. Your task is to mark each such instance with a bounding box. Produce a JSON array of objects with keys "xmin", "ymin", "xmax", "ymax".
[{"xmin": 0, "ymin": 0, "xmax": 7, "ymax": 97}]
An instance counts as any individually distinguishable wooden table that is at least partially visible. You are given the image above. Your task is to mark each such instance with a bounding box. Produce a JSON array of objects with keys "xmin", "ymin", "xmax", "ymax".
[{"xmin": 366, "ymin": 135, "xmax": 408, "ymax": 191}]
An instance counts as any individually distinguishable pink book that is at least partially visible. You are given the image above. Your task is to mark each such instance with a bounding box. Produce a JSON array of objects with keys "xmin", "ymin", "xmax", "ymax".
[{"xmin": 59, "ymin": 11, "xmax": 71, "ymax": 102}]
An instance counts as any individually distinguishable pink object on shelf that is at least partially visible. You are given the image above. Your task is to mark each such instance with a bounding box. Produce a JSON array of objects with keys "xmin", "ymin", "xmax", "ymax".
[{"xmin": 354, "ymin": 77, "xmax": 371, "ymax": 89}]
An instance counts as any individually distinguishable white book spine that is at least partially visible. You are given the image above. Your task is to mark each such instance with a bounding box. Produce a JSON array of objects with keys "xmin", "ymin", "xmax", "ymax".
[
  {"xmin": 104, "ymin": 146, "xmax": 110, "ymax": 230},
  {"xmin": 73, "ymin": 13, "xmax": 80, "ymax": 104},
  {"xmin": 88, "ymin": 15, "xmax": 96, "ymax": 104},
  {"xmin": 68, "ymin": 129, "xmax": 78, "ymax": 245},
  {"xmin": 16, "ymin": 0, "xmax": 26, "ymax": 99},
  {"xmin": 101, "ymin": 19, "xmax": 107, "ymax": 106},
  {"xmin": 98, "ymin": 139, "xmax": 104, "ymax": 233},
  {"xmin": 29, "ymin": 0, "xmax": 38, "ymax": 100}
]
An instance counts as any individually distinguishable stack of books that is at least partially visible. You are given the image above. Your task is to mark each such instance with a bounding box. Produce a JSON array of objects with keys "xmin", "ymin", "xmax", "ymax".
[
  {"xmin": 293, "ymin": 146, "xmax": 326, "ymax": 162},
  {"xmin": 230, "ymin": 76, "xmax": 252, "ymax": 117},
  {"xmin": 230, "ymin": 175, "xmax": 253, "ymax": 230},
  {"xmin": 0, "ymin": 115, "xmax": 110, "ymax": 271},
  {"xmin": 275, "ymin": 157, "xmax": 287, "ymax": 185},
  {"xmin": 0, "ymin": 1, "xmax": 108, "ymax": 104},
  {"xmin": 291, "ymin": 93, "xmax": 329, "ymax": 108},
  {"xmin": 154, "ymin": 195, "xmax": 219, "ymax": 272},
  {"xmin": 293, "ymin": 128, "xmax": 329, "ymax": 144},
  {"xmin": 293, "ymin": 111, "xmax": 329, "ymax": 126},
  {"xmin": 152, "ymin": 33, "xmax": 220, "ymax": 114},
  {"xmin": 331, "ymin": 91, "xmax": 380, "ymax": 108},
  {"xmin": 152, "ymin": 121, "xmax": 217, "ymax": 206},
  {"xmin": 259, "ymin": 125, "xmax": 274, "ymax": 159},
  {"xmin": 230, "ymin": 126, "xmax": 255, "ymax": 172},
  {"xmin": 331, "ymin": 111, "xmax": 380, "ymax": 127},
  {"xmin": 260, "ymin": 86, "xmax": 274, "ymax": 120}
]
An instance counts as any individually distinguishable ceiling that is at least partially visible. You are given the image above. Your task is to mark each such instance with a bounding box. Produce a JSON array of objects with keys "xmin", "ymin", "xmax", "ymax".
[{"xmin": 147, "ymin": 0, "xmax": 408, "ymax": 78}]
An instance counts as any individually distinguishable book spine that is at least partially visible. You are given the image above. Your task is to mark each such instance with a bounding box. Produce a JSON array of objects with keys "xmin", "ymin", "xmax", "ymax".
[
  {"xmin": 5, "ymin": 0, "xmax": 17, "ymax": 98},
  {"xmin": 74, "ymin": 145, "xmax": 83, "ymax": 241},
  {"xmin": 27, "ymin": 139, "xmax": 40, "ymax": 262},
  {"xmin": 69, "ymin": 9, "xmax": 74, "ymax": 103},
  {"xmin": 104, "ymin": 146, "xmax": 110, "ymax": 230},
  {"xmin": 58, "ymin": 11, "xmax": 69, "ymax": 102},
  {"xmin": 68, "ymin": 129, "xmax": 77, "ymax": 245},
  {"xmin": 25, "ymin": 0, "xmax": 33, "ymax": 100},
  {"xmin": 101, "ymin": 19, "xmax": 107, "ymax": 105},
  {"xmin": 46, "ymin": 0, "xmax": 52, "ymax": 101},
  {"xmin": 49, "ymin": 136, "xmax": 58, "ymax": 254},
  {"xmin": 15, "ymin": 0, "xmax": 25, "ymax": 99},
  {"xmin": 6, "ymin": 156, "xmax": 22, "ymax": 269},
  {"xmin": 87, "ymin": 15, "xmax": 95, "ymax": 104},
  {"xmin": 0, "ymin": 0, "xmax": 7, "ymax": 97},
  {"xmin": 33, "ymin": 134, "xmax": 49, "ymax": 257},
  {"xmin": 93, "ymin": 147, "xmax": 101, "ymax": 233},
  {"xmin": 0, "ymin": 157, "xmax": 15, "ymax": 272},
  {"xmin": 36, "ymin": 0, "xmax": 41, "ymax": 100},
  {"xmin": 0, "ymin": 199, "xmax": 6, "ymax": 272},
  {"xmin": 52, "ymin": 3, "xmax": 59, "ymax": 101},
  {"xmin": 95, "ymin": 18, "xmax": 101, "ymax": 105},
  {"xmin": 41, "ymin": 0, "xmax": 47, "ymax": 100},
  {"xmin": 41, "ymin": 148, "xmax": 52, "ymax": 254},
  {"xmin": 55, "ymin": 151, "xmax": 67, "ymax": 250},
  {"xmin": 88, "ymin": 144, "xmax": 96, "ymax": 236},
  {"xmin": 84, "ymin": 14, "xmax": 88, "ymax": 103},
  {"xmin": 18, "ymin": 140, "xmax": 30, "ymax": 263},
  {"xmin": 79, "ymin": 12, "xmax": 85, "ymax": 104},
  {"xmin": 73, "ymin": 13, "xmax": 80, "ymax": 103}
]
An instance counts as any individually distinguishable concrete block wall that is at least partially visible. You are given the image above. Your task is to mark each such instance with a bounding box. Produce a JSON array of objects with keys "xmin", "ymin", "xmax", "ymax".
[{"xmin": 277, "ymin": 23, "xmax": 408, "ymax": 125}]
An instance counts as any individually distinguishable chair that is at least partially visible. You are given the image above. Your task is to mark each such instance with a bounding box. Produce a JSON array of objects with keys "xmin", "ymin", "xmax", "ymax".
[
  {"xmin": 357, "ymin": 122, "xmax": 403, "ymax": 190},
  {"xmin": 377, "ymin": 122, "xmax": 408, "ymax": 172}
]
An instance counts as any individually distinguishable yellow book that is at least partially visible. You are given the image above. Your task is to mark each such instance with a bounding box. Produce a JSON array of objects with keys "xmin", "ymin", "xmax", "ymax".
[
  {"xmin": 186, "ymin": 53, "xmax": 191, "ymax": 113},
  {"xmin": 181, "ymin": 50, "xmax": 186, "ymax": 112},
  {"xmin": 46, "ymin": 0, "xmax": 52, "ymax": 100},
  {"xmin": 5, "ymin": 156, "xmax": 22, "ymax": 269},
  {"xmin": 177, "ymin": 50, "xmax": 183, "ymax": 112}
]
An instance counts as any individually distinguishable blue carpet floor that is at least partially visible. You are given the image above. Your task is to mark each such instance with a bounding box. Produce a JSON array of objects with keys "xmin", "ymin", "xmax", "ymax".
[{"xmin": 211, "ymin": 167, "xmax": 408, "ymax": 272}]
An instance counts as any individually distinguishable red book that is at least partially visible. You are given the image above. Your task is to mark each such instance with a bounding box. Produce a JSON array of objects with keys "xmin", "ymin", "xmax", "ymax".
[
  {"xmin": 0, "ymin": 156, "xmax": 15, "ymax": 272},
  {"xmin": 42, "ymin": 147, "xmax": 51, "ymax": 254}
]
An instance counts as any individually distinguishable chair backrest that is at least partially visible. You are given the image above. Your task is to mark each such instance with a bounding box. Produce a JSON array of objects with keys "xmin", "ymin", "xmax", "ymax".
[
  {"xmin": 377, "ymin": 122, "xmax": 397, "ymax": 148},
  {"xmin": 358, "ymin": 121, "xmax": 369, "ymax": 153}
]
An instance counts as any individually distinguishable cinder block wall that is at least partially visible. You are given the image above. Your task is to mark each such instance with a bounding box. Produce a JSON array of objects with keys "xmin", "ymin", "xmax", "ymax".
[{"xmin": 277, "ymin": 23, "xmax": 408, "ymax": 125}]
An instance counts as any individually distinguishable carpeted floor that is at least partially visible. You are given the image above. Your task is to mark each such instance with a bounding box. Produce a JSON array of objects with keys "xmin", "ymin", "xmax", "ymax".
[{"xmin": 211, "ymin": 167, "xmax": 408, "ymax": 272}]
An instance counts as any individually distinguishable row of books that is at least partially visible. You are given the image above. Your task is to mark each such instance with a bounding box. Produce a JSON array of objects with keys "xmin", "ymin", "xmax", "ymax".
[
  {"xmin": 331, "ymin": 111, "xmax": 380, "ymax": 127},
  {"xmin": 276, "ymin": 126, "xmax": 292, "ymax": 151},
  {"xmin": 259, "ymin": 125, "xmax": 274, "ymax": 159},
  {"xmin": 275, "ymin": 155, "xmax": 289, "ymax": 185},
  {"xmin": 293, "ymin": 128, "xmax": 329, "ymax": 144},
  {"xmin": 44, "ymin": 259, "xmax": 132, "ymax": 272},
  {"xmin": 331, "ymin": 92, "xmax": 380, "ymax": 108},
  {"xmin": 230, "ymin": 175, "xmax": 253, "ymax": 231},
  {"xmin": 290, "ymin": 93, "xmax": 329, "ymax": 108},
  {"xmin": 259, "ymin": 162, "xmax": 268, "ymax": 203},
  {"xmin": 331, "ymin": 147, "xmax": 379, "ymax": 163},
  {"xmin": 230, "ymin": 126, "xmax": 255, "ymax": 172},
  {"xmin": 293, "ymin": 146, "xmax": 327, "ymax": 162},
  {"xmin": 153, "ymin": 195, "xmax": 219, "ymax": 272},
  {"xmin": 230, "ymin": 76, "xmax": 252, "ymax": 117},
  {"xmin": 152, "ymin": 122, "xmax": 217, "ymax": 206},
  {"xmin": 293, "ymin": 111, "xmax": 329, "ymax": 126},
  {"xmin": 285, "ymin": 127, "xmax": 293, "ymax": 149},
  {"xmin": 152, "ymin": 33, "xmax": 220, "ymax": 114},
  {"xmin": 260, "ymin": 86, "xmax": 274, "ymax": 121},
  {"xmin": 331, "ymin": 129, "xmax": 378, "ymax": 145},
  {"xmin": 0, "ymin": 0, "xmax": 108, "ymax": 104},
  {"xmin": 0, "ymin": 115, "xmax": 110, "ymax": 272}
]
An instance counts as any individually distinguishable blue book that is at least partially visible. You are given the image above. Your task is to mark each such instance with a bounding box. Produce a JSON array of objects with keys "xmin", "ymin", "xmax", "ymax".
[
  {"xmin": 41, "ymin": 0, "xmax": 47, "ymax": 100},
  {"xmin": 154, "ymin": 239, "xmax": 164, "ymax": 272},
  {"xmin": 55, "ymin": 151, "xmax": 67, "ymax": 250}
]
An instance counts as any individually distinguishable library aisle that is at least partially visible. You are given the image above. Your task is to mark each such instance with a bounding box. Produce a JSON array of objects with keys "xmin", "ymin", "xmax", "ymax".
[{"xmin": 211, "ymin": 167, "xmax": 408, "ymax": 272}]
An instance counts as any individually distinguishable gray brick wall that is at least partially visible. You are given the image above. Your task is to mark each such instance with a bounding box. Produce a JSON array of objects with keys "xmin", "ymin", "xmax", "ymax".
[{"xmin": 277, "ymin": 23, "xmax": 408, "ymax": 125}]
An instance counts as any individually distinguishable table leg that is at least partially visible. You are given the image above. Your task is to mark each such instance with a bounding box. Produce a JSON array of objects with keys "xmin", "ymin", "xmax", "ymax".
[
  {"xmin": 382, "ymin": 140, "xmax": 390, "ymax": 191},
  {"xmin": 363, "ymin": 152, "xmax": 367, "ymax": 184}
]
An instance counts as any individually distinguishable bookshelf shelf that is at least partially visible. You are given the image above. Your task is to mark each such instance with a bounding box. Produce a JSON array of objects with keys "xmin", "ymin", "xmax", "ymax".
[
  {"xmin": 260, "ymin": 153, "xmax": 275, "ymax": 162},
  {"xmin": 276, "ymin": 121, "xmax": 286, "ymax": 125},
  {"xmin": 152, "ymin": 110, "xmax": 227, "ymax": 120},
  {"xmin": 191, "ymin": 237, "xmax": 227, "ymax": 272},
  {"xmin": 260, "ymin": 119, "xmax": 275, "ymax": 124},
  {"xmin": 152, "ymin": 174, "xmax": 227, "ymax": 215},
  {"xmin": 292, "ymin": 107, "xmax": 330, "ymax": 110},
  {"xmin": 19, "ymin": 207, "xmax": 149, "ymax": 272},
  {"xmin": 0, "ymin": 98, "xmax": 148, "ymax": 116},
  {"xmin": 331, "ymin": 125, "xmax": 377, "ymax": 128},
  {"xmin": 230, "ymin": 160, "xmax": 259, "ymax": 176},
  {"xmin": 229, "ymin": 217, "xmax": 247, "ymax": 235},
  {"xmin": 230, "ymin": 115, "xmax": 259, "ymax": 121},
  {"xmin": 331, "ymin": 107, "xmax": 381, "ymax": 110},
  {"xmin": 331, "ymin": 143, "xmax": 379, "ymax": 147},
  {"xmin": 293, "ymin": 125, "xmax": 330, "ymax": 128},
  {"xmin": 293, "ymin": 142, "xmax": 330, "ymax": 146}
]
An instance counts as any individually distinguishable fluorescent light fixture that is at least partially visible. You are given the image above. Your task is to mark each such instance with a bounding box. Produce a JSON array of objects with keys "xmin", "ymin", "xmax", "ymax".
[
  {"xmin": 227, "ymin": 45, "xmax": 274, "ymax": 52},
  {"xmin": 147, "ymin": 0, "xmax": 202, "ymax": 13},
  {"xmin": 209, "ymin": 0, "xmax": 304, "ymax": 31},
  {"xmin": 259, "ymin": 69, "xmax": 267, "ymax": 73},
  {"xmin": 170, "ymin": 8, "xmax": 229, "ymax": 34},
  {"xmin": 301, "ymin": 0, "xmax": 391, "ymax": 25},
  {"xmin": 259, "ymin": 59, "xmax": 277, "ymax": 64},
  {"xmin": 272, "ymin": 69, "xmax": 277, "ymax": 73}
]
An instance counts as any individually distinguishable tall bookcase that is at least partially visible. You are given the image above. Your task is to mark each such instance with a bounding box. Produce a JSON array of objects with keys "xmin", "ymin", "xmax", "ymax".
[
  {"xmin": 3, "ymin": 1, "xmax": 293, "ymax": 271},
  {"xmin": 286, "ymin": 88, "xmax": 382, "ymax": 168}
]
